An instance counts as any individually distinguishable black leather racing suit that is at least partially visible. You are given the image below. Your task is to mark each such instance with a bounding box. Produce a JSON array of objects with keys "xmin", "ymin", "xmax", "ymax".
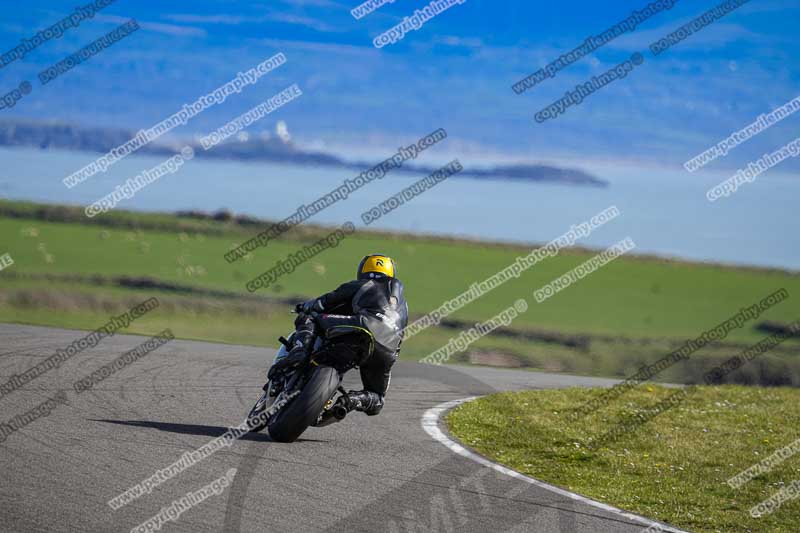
[{"xmin": 301, "ymin": 276, "xmax": 408, "ymax": 415}]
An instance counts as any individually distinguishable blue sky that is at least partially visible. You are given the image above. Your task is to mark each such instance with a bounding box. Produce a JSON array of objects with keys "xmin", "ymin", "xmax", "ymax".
[{"xmin": 0, "ymin": 0, "xmax": 798, "ymax": 177}]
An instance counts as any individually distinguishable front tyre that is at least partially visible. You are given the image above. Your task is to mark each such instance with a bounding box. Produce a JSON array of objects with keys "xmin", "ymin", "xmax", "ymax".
[{"xmin": 268, "ymin": 365, "xmax": 340, "ymax": 443}]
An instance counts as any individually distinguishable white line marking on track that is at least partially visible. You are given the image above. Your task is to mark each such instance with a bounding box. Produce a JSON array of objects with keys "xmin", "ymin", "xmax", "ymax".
[{"xmin": 421, "ymin": 397, "xmax": 690, "ymax": 533}]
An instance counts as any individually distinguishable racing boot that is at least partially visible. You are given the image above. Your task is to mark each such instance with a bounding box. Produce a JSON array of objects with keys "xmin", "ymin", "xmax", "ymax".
[{"xmin": 344, "ymin": 390, "xmax": 385, "ymax": 416}]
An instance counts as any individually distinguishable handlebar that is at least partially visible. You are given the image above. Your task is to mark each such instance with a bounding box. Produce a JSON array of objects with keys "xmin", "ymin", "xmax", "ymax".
[{"xmin": 292, "ymin": 304, "xmax": 319, "ymax": 318}]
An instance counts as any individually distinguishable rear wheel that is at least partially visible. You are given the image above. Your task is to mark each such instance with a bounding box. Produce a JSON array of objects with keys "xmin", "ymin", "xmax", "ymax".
[{"xmin": 268, "ymin": 365, "xmax": 340, "ymax": 443}]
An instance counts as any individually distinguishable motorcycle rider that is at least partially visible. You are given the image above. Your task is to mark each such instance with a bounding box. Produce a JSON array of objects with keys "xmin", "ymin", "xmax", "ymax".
[{"xmin": 268, "ymin": 254, "xmax": 408, "ymax": 418}]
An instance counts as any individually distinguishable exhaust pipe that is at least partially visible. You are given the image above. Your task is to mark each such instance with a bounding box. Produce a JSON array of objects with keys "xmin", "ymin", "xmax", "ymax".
[{"xmin": 332, "ymin": 404, "xmax": 348, "ymax": 420}]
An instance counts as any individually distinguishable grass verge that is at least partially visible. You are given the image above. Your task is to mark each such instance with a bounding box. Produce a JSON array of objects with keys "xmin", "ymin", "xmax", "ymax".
[{"xmin": 446, "ymin": 386, "xmax": 800, "ymax": 532}]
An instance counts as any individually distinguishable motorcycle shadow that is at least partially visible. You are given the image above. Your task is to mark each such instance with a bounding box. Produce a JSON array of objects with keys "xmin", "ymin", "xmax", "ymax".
[{"xmin": 90, "ymin": 419, "xmax": 329, "ymax": 443}]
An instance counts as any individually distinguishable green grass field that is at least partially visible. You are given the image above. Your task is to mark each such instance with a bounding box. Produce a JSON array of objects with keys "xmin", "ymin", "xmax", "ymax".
[
  {"xmin": 1, "ymin": 199, "xmax": 799, "ymax": 383},
  {"xmin": 447, "ymin": 386, "xmax": 800, "ymax": 532}
]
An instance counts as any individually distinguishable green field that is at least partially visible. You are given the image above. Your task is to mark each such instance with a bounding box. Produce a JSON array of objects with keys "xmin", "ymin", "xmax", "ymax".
[
  {"xmin": 1, "ymin": 199, "xmax": 799, "ymax": 383},
  {"xmin": 447, "ymin": 386, "xmax": 800, "ymax": 533}
]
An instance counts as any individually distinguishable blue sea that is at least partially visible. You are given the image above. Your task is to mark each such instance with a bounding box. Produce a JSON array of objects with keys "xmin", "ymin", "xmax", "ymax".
[{"xmin": 1, "ymin": 146, "xmax": 797, "ymax": 270}]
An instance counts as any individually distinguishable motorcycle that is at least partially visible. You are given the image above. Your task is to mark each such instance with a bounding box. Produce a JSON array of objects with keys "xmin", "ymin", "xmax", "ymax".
[{"xmin": 245, "ymin": 307, "xmax": 372, "ymax": 443}]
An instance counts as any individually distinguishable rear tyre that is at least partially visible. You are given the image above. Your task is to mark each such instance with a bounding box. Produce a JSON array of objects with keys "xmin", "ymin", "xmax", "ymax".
[{"xmin": 268, "ymin": 365, "xmax": 340, "ymax": 443}]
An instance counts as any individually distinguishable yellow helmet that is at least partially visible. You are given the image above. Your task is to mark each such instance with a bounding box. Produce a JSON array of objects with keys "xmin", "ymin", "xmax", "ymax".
[{"xmin": 357, "ymin": 254, "xmax": 396, "ymax": 279}]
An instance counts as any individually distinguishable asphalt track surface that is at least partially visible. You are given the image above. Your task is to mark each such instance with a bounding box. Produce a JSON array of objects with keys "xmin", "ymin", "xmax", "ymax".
[{"xmin": 0, "ymin": 324, "xmax": 681, "ymax": 532}]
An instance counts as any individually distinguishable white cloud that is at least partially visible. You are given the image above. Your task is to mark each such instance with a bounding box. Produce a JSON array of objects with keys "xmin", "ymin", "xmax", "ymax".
[
  {"xmin": 163, "ymin": 11, "xmax": 339, "ymax": 33},
  {"xmin": 253, "ymin": 37, "xmax": 375, "ymax": 56},
  {"xmin": 163, "ymin": 14, "xmax": 252, "ymax": 25},
  {"xmin": 433, "ymin": 35, "xmax": 484, "ymax": 49},
  {"xmin": 266, "ymin": 12, "xmax": 339, "ymax": 32},
  {"xmin": 606, "ymin": 21, "xmax": 760, "ymax": 53},
  {"xmin": 97, "ymin": 14, "xmax": 206, "ymax": 37}
]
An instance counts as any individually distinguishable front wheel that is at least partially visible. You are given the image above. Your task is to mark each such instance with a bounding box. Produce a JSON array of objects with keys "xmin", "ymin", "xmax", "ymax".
[{"xmin": 268, "ymin": 365, "xmax": 340, "ymax": 443}]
